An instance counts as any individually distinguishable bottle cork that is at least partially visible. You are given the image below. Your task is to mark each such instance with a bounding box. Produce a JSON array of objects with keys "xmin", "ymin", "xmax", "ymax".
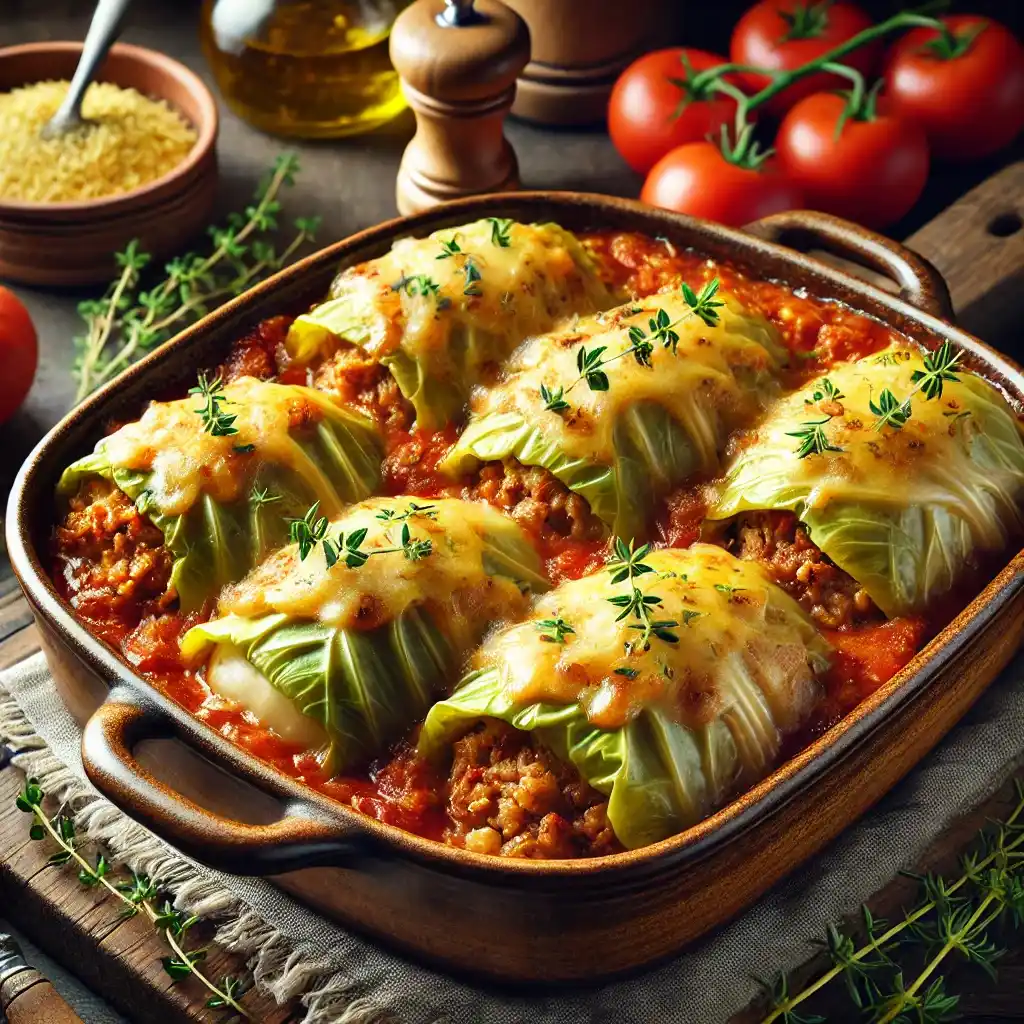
[{"xmin": 389, "ymin": 0, "xmax": 531, "ymax": 216}]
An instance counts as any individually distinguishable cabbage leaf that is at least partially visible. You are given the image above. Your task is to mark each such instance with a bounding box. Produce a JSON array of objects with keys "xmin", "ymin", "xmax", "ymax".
[
  {"xmin": 56, "ymin": 377, "xmax": 384, "ymax": 611},
  {"xmin": 182, "ymin": 496, "xmax": 548, "ymax": 771},
  {"xmin": 286, "ymin": 219, "xmax": 619, "ymax": 429},
  {"xmin": 709, "ymin": 345, "xmax": 1024, "ymax": 615},
  {"xmin": 418, "ymin": 545, "xmax": 828, "ymax": 849},
  {"xmin": 442, "ymin": 291, "xmax": 784, "ymax": 540}
]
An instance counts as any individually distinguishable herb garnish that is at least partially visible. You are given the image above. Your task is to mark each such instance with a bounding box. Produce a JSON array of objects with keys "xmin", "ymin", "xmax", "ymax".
[
  {"xmin": 189, "ymin": 373, "xmax": 238, "ymax": 437},
  {"xmin": 540, "ymin": 279, "xmax": 724, "ymax": 415},
  {"xmin": 16, "ymin": 778, "xmax": 250, "ymax": 1017},
  {"xmin": 391, "ymin": 273, "xmax": 442, "ymax": 298},
  {"xmin": 606, "ymin": 538, "xmax": 679, "ymax": 654},
  {"xmin": 787, "ymin": 417, "xmax": 844, "ymax": 459},
  {"xmin": 536, "ymin": 617, "xmax": 575, "ymax": 644},
  {"xmin": 806, "ymin": 377, "xmax": 845, "ymax": 404},
  {"xmin": 540, "ymin": 383, "xmax": 570, "ymax": 414},
  {"xmin": 870, "ymin": 388, "xmax": 913, "ymax": 431},
  {"xmin": 233, "ymin": 443, "xmax": 256, "ymax": 454},
  {"xmin": 462, "ymin": 256, "xmax": 483, "ymax": 296},
  {"xmin": 487, "ymin": 217, "xmax": 513, "ymax": 247},
  {"xmin": 249, "ymin": 486, "xmax": 280, "ymax": 508},
  {"xmin": 871, "ymin": 341, "xmax": 963, "ymax": 431},
  {"xmin": 376, "ymin": 501, "xmax": 439, "ymax": 522},
  {"xmin": 713, "ymin": 583, "xmax": 745, "ymax": 598},
  {"xmin": 436, "ymin": 237, "xmax": 462, "ymax": 259},
  {"xmin": 289, "ymin": 502, "xmax": 434, "ymax": 567},
  {"xmin": 614, "ymin": 666, "xmax": 640, "ymax": 678}
]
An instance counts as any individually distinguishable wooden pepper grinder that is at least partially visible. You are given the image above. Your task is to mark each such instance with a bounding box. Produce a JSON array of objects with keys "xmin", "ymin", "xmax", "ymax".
[{"xmin": 390, "ymin": 0, "xmax": 530, "ymax": 215}]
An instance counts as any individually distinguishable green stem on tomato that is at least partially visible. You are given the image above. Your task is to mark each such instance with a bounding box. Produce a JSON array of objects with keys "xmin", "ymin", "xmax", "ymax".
[{"xmin": 742, "ymin": 7, "xmax": 945, "ymax": 113}]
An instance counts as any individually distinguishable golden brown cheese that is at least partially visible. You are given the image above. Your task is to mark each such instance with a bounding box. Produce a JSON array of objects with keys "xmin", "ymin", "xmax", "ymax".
[
  {"xmin": 101, "ymin": 376, "xmax": 357, "ymax": 518},
  {"xmin": 473, "ymin": 545, "xmax": 828, "ymax": 733},
  {"xmin": 218, "ymin": 496, "xmax": 537, "ymax": 651}
]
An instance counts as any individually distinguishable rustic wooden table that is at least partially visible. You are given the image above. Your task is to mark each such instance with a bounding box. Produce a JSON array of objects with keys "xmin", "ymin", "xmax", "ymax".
[{"xmin": 1, "ymin": 2, "xmax": 1024, "ymax": 1022}]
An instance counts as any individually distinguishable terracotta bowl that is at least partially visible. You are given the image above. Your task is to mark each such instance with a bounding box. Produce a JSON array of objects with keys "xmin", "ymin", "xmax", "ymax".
[{"xmin": 0, "ymin": 42, "xmax": 218, "ymax": 287}]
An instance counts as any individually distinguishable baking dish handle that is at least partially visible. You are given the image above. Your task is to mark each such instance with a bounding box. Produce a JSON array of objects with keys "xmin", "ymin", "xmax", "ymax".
[
  {"xmin": 82, "ymin": 687, "xmax": 373, "ymax": 874},
  {"xmin": 744, "ymin": 209, "xmax": 954, "ymax": 321}
]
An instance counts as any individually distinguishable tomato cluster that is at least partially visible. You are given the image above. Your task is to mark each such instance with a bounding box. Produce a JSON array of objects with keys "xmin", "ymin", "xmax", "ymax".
[{"xmin": 610, "ymin": 1, "xmax": 1024, "ymax": 230}]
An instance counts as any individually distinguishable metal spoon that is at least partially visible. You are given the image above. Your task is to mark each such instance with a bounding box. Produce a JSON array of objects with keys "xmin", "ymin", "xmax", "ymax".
[{"xmin": 41, "ymin": 0, "xmax": 134, "ymax": 139}]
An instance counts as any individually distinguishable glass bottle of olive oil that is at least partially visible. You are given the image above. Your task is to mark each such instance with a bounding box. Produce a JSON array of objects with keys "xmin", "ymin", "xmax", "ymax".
[{"xmin": 200, "ymin": 0, "xmax": 409, "ymax": 138}]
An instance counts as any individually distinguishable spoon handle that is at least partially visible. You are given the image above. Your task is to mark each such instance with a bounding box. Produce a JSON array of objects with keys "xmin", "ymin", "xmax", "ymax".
[{"xmin": 51, "ymin": 0, "xmax": 134, "ymax": 126}]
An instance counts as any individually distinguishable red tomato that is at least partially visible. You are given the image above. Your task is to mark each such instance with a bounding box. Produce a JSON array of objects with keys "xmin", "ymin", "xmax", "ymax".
[
  {"xmin": 730, "ymin": 0, "xmax": 879, "ymax": 116},
  {"xmin": 608, "ymin": 48, "xmax": 743, "ymax": 175},
  {"xmin": 0, "ymin": 286, "xmax": 37, "ymax": 424},
  {"xmin": 640, "ymin": 141, "xmax": 805, "ymax": 227},
  {"xmin": 776, "ymin": 91, "xmax": 929, "ymax": 229},
  {"xmin": 884, "ymin": 15, "xmax": 1024, "ymax": 161}
]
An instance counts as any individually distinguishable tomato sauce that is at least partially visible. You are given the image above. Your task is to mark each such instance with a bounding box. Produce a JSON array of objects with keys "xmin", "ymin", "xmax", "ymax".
[{"xmin": 50, "ymin": 229, "xmax": 998, "ymax": 843}]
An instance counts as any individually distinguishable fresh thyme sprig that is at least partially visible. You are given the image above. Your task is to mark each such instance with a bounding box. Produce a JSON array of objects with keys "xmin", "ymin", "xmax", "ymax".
[
  {"xmin": 73, "ymin": 154, "xmax": 320, "ymax": 403},
  {"xmin": 462, "ymin": 256, "xmax": 483, "ymax": 296},
  {"xmin": 759, "ymin": 778, "xmax": 1024, "ymax": 1024},
  {"xmin": 376, "ymin": 501, "xmax": 439, "ymax": 522},
  {"xmin": 391, "ymin": 273, "xmax": 442, "ymax": 297},
  {"xmin": 436, "ymin": 237, "xmax": 462, "ymax": 259},
  {"xmin": 536, "ymin": 617, "xmax": 575, "ymax": 644},
  {"xmin": 871, "ymin": 341, "xmax": 963, "ymax": 431},
  {"xmin": 871, "ymin": 389, "xmax": 913, "ymax": 432},
  {"xmin": 787, "ymin": 417, "xmax": 844, "ymax": 459},
  {"xmin": 289, "ymin": 502, "xmax": 434, "ymax": 567},
  {"xmin": 487, "ymin": 217, "xmax": 513, "ymax": 247},
  {"xmin": 16, "ymin": 778, "xmax": 249, "ymax": 1017},
  {"xmin": 540, "ymin": 279, "xmax": 723, "ymax": 415},
  {"xmin": 605, "ymin": 538, "xmax": 679, "ymax": 654},
  {"xmin": 806, "ymin": 377, "xmax": 845, "ymax": 405},
  {"xmin": 189, "ymin": 373, "xmax": 238, "ymax": 437}
]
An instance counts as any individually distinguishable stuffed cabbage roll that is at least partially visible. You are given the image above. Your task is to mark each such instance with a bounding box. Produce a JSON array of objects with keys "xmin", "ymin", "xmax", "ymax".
[
  {"xmin": 285, "ymin": 219, "xmax": 618, "ymax": 430},
  {"xmin": 708, "ymin": 343, "xmax": 1024, "ymax": 619},
  {"xmin": 181, "ymin": 496, "xmax": 548, "ymax": 773},
  {"xmin": 56, "ymin": 376, "xmax": 383, "ymax": 612},
  {"xmin": 442, "ymin": 288, "xmax": 785, "ymax": 542},
  {"xmin": 418, "ymin": 544, "xmax": 829, "ymax": 853}
]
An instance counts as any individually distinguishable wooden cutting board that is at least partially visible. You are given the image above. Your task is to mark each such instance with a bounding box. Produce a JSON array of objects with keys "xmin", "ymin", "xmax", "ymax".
[{"xmin": 0, "ymin": 162, "xmax": 1021, "ymax": 1024}]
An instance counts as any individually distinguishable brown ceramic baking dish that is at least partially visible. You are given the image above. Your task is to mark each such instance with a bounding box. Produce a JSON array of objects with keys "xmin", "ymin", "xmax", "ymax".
[{"xmin": 8, "ymin": 194, "xmax": 1024, "ymax": 984}]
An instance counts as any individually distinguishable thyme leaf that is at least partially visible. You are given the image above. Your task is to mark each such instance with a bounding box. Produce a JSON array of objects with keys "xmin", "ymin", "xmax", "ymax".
[
  {"xmin": 73, "ymin": 153, "xmax": 318, "ymax": 404},
  {"xmin": 536, "ymin": 617, "xmax": 575, "ymax": 644},
  {"xmin": 487, "ymin": 217, "xmax": 513, "ymax": 247},
  {"xmin": 188, "ymin": 373, "xmax": 238, "ymax": 437},
  {"xmin": 787, "ymin": 417, "xmax": 844, "ymax": 459},
  {"xmin": 16, "ymin": 778, "xmax": 251, "ymax": 1017}
]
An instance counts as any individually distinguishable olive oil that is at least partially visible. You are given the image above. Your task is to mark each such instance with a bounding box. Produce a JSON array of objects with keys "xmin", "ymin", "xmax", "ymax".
[{"xmin": 200, "ymin": 0, "xmax": 409, "ymax": 138}]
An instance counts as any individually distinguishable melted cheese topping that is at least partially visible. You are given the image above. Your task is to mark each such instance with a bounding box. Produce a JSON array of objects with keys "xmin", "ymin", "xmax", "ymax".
[
  {"xmin": 286, "ymin": 219, "xmax": 615, "ymax": 368},
  {"xmin": 713, "ymin": 344, "xmax": 1024, "ymax": 544},
  {"xmin": 459, "ymin": 291, "xmax": 782, "ymax": 467},
  {"xmin": 218, "ymin": 497, "xmax": 536, "ymax": 647},
  {"xmin": 99, "ymin": 377, "xmax": 369, "ymax": 518},
  {"xmin": 474, "ymin": 545, "xmax": 827, "ymax": 732}
]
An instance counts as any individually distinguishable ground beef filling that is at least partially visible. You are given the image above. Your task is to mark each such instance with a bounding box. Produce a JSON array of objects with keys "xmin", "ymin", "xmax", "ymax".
[
  {"xmin": 730, "ymin": 510, "xmax": 879, "ymax": 629},
  {"xmin": 468, "ymin": 460, "xmax": 605, "ymax": 542},
  {"xmin": 310, "ymin": 345, "xmax": 414, "ymax": 434},
  {"xmin": 443, "ymin": 720, "xmax": 620, "ymax": 859},
  {"xmin": 54, "ymin": 479, "xmax": 175, "ymax": 623}
]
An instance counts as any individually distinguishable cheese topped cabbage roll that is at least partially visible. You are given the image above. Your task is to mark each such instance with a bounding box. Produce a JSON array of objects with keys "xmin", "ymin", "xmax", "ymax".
[
  {"xmin": 419, "ymin": 544, "xmax": 829, "ymax": 850},
  {"xmin": 708, "ymin": 343, "xmax": 1024, "ymax": 617},
  {"xmin": 181, "ymin": 496, "xmax": 548, "ymax": 773},
  {"xmin": 56, "ymin": 376, "xmax": 383, "ymax": 612},
  {"xmin": 286, "ymin": 218, "xmax": 618, "ymax": 429},
  {"xmin": 442, "ymin": 286, "xmax": 785, "ymax": 542}
]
